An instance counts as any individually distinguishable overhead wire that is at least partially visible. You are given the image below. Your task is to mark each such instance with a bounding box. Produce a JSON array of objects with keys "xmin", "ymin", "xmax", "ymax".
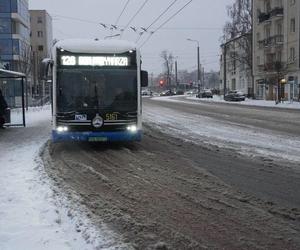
[
  {"xmin": 114, "ymin": 0, "xmax": 131, "ymax": 26},
  {"xmin": 135, "ymin": 0, "xmax": 178, "ymax": 43},
  {"xmin": 121, "ymin": 0, "xmax": 150, "ymax": 38},
  {"xmin": 139, "ymin": 0, "xmax": 194, "ymax": 48},
  {"xmin": 52, "ymin": 14, "xmax": 222, "ymax": 31}
]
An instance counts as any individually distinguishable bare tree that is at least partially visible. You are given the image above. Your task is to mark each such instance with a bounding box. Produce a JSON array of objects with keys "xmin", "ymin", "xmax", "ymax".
[
  {"xmin": 16, "ymin": 43, "xmax": 33, "ymax": 108},
  {"xmin": 222, "ymin": 0, "xmax": 252, "ymax": 41},
  {"xmin": 160, "ymin": 50, "xmax": 174, "ymax": 88},
  {"xmin": 227, "ymin": 33, "xmax": 252, "ymax": 71},
  {"xmin": 222, "ymin": 0, "xmax": 253, "ymax": 96},
  {"xmin": 222, "ymin": 0, "xmax": 252, "ymax": 68},
  {"xmin": 17, "ymin": 43, "xmax": 33, "ymax": 77}
]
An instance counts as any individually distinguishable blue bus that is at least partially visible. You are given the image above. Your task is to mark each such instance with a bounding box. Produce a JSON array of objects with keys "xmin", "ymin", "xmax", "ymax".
[{"xmin": 42, "ymin": 39, "xmax": 148, "ymax": 142}]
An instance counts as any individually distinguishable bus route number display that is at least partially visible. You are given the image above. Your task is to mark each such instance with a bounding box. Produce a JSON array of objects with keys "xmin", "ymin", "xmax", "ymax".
[{"xmin": 61, "ymin": 56, "xmax": 129, "ymax": 67}]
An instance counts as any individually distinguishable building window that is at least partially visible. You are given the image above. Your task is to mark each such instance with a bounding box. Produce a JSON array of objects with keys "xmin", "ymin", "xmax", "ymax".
[
  {"xmin": 12, "ymin": 39, "xmax": 19, "ymax": 55},
  {"xmin": 265, "ymin": 0, "xmax": 271, "ymax": 12},
  {"xmin": 37, "ymin": 17, "xmax": 43, "ymax": 23},
  {"xmin": 37, "ymin": 31, "xmax": 43, "ymax": 37},
  {"xmin": 289, "ymin": 47, "xmax": 295, "ymax": 62},
  {"xmin": 38, "ymin": 45, "xmax": 44, "ymax": 51},
  {"xmin": 0, "ymin": 18, "xmax": 12, "ymax": 34},
  {"xmin": 276, "ymin": 51, "xmax": 282, "ymax": 62},
  {"xmin": 0, "ymin": 39, "xmax": 12, "ymax": 55},
  {"xmin": 0, "ymin": 0, "xmax": 11, "ymax": 13},
  {"xmin": 290, "ymin": 18, "xmax": 295, "ymax": 33},
  {"xmin": 265, "ymin": 25, "xmax": 271, "ymax": 38},
  {"xmin": 277, "ymin": 22, "xmax": 283, "ymax": 35},
  {"xmin": 256, "ymin": 56, "xmax": 261, "ymax": 65}
]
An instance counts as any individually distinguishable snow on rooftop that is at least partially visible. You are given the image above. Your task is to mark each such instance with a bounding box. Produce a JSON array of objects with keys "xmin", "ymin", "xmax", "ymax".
[{"xmin": 55, "ymin": 39, "xmax": 137, "ymax": 54}]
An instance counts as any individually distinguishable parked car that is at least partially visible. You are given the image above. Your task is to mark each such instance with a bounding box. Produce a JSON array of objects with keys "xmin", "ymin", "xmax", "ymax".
[
  {"xmin": 196, "ymin": 89, "xmax": 213, "ymax": 98},
  {"xmin": 185, "ymin": 89, "xmax": 198, "ymax": 95},
  {"xmin": 174, "ymin": 90, "xmax": 184, "ymax": 95},
  {"xmin": 160, "ymin": 90, "xmax": 175, "ymax": 96},
  {"xmin": 142, "ymin": 89, "xmax": 151, "ymax": 96},
  {"xmin": 224, "ymin": 91, "xmax": 246, "ymax": 102}
]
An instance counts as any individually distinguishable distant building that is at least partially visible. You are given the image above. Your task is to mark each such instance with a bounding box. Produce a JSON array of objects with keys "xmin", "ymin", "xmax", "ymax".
[
  {"xmin": 220, "ymin": 33, "xmax": 253, "ymax": 96},
  {"xmin": 253, "ymin": 0, "xmax": 300, "ymax": 101},
  {"xmin": 29, "ymin": 9, "xmax": 53, "ymax": 97}
]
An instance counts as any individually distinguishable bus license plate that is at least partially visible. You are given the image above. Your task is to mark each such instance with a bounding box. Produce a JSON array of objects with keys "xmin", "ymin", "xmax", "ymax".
[
  {"xmin": 88, "ymin": 137, "xmax": 108, "ymax": 142},
  {"xmin": 75, "ymin": 114, "xmax": 87, "ymax": 121}
]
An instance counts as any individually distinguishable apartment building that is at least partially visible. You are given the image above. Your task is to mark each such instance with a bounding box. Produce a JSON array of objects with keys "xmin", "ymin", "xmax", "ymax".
[
  {"xmin": 253, "ymin": 0, "xmax": 300, "ymax": 100},
  {"xmin": 220, "ymin": 33, "xmax": 253, "ymax": 96},
  {"xmin": 0, "ymin": 0, "xmax": 30, "ymax": 107},
  {"xmin": 29, "ymin": 10, "xmax": 53, "ymax": 96}
]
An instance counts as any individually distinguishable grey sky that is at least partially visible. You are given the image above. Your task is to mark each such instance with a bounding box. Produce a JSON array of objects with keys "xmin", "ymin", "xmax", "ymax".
[{"xmin": 29, "ymin": 0, "xmax": 233, "ymax": 75}]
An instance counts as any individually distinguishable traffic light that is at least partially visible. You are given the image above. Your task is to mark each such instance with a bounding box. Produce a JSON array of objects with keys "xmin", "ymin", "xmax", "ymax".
[{"xmin": 159, "ymin": 79, "xmax": 164, "ymax": 86}]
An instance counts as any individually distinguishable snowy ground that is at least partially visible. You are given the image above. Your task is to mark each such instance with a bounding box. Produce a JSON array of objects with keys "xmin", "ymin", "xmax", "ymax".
[
  {"xmin": 163, "ymin": 95, "xmax": 300, "ymax": 109},
  {"xmin": 144, "ymin": 98, "xmax": 300, "ymax": 163},
  {"xmin": 0, "ymin": 106, "xmax": 129, "ymax": 250}
]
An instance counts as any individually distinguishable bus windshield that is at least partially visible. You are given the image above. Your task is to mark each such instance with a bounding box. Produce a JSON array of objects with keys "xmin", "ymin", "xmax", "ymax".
[{"xmin": 57, "ymin": 68, "xmax": 137, "ymax": 112}]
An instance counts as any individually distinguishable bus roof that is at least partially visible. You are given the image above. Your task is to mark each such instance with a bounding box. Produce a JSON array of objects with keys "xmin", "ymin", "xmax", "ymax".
[{"xmin": 55, "ymin": 39, "xmax": 137, "ymax": 54}]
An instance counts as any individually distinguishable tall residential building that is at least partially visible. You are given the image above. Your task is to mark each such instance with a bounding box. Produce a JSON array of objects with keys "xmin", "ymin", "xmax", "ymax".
[
  {"xmin": 0, "ymin": 0, "xmax": 30, "ymax": 71},
  {"xmin": 220, "ymin": 33, "xmax": 253, "ymax": 96},
  {"xmin": 0, "ymin": 0, "xmax": 30, "ymax": 107},
  {"xmin": 253, "ymin": 0, "xmax": 300, "ymax": 100},
  {"xmin": 29, "ymin": 10, "xmax": 53, "ymax": 95}
]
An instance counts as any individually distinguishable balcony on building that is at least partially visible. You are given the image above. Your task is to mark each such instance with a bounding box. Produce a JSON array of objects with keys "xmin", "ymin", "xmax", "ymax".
[
  {"xmin": 258, "ymin": 12, "xmax": 271, "ymax": 23},
  {"xmin": 258, "ymin": 35, "xmax": 284, "ymax": 49},
  {"xmin": 273, "ymin": 34, "xmax": 284, "ymax": 45},
  {"xmin": 264, "ymin": 61, "xmax": 285, "ymax": 73},
  {"xmin": 270, "ymin": 7, "xmax": 284, "ymax": 18}
]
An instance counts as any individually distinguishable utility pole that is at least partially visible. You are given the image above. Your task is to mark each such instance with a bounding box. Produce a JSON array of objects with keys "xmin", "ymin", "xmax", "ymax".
[
  {"xmin": 223, "ymin": 44, "xmax": 227, "ymax": 98},
  {"xmin": 202, "ymin": 66, "xmax": 205, "ymax": 89},
  {"xmin": 187, "ymin": 38, "xmax": 201, "ymax": 94},
  {"xmin": 197, "ymin": 45, "xmax": 201, "ymax": 92},
  {"xmin": 175, "ymin": 60, "xmax": 178, "ymax": 89}
]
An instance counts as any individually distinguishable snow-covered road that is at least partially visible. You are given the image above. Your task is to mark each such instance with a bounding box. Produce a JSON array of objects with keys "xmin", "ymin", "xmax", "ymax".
[
  {"xmin": 0, "ymin": 107, "xmax": 129, "ymax": 250},
  {"xmin": 144, "ymin": 97, "xmax": 300, "ymax": 163}
]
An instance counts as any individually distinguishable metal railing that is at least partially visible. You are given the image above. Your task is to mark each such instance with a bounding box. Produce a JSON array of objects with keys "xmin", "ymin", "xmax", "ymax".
[{"xmin": 258, "ymin": 35, "xmax": 284, "ymax": 48}]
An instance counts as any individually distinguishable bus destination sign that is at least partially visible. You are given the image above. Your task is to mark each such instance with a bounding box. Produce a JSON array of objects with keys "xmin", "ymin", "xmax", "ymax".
[{"xmin": 61, "ymin": 56, "xmax": 129, "ymax": 67}]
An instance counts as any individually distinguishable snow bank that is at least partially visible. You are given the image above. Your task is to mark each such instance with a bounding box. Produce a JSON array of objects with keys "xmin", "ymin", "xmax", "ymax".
[
  {"xmin": 185, "ymin": 95, "xmax": 300, "ymax": 109},
  {"xmin": 151, "ymin": 95, "xmax": 300, "ymax": 110},
  {"xmin": 0, "ymin": 106, "xmax": 128, "ymax": 250},
  {"xmin": 143, "ymin": 105, "xmax": 300, "ymax": 163}
]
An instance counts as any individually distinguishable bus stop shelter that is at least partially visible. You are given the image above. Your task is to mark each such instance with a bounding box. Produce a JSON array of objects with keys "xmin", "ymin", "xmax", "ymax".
[{"xmin": 0, "ymin": 69, "xmax": 26, "ymax": 127}]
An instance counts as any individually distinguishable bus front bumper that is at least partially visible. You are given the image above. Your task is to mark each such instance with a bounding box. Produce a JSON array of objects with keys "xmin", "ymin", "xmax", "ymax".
[{"xmin": 52, "ymin": 130, "xmax": 142, "ymax": 142}]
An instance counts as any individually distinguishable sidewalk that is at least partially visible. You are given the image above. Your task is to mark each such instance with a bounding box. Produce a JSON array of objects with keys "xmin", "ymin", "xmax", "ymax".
[{"xmin": 0, "ymin": 106, "xmax": 97, "ymax": 250}]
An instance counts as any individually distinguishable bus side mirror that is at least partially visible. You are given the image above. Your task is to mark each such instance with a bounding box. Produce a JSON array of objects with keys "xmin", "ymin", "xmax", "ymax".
[
  {"xmin": 141, "ymin": 70, "xmax": 148, "ymax": 87},
  {"xmin": 40, "ymin": 58, "xmax": 54, "ymax": 80}
]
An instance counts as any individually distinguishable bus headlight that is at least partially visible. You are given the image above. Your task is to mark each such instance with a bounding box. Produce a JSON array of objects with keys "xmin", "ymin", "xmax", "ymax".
[
  {"xmin": 57, "ymin": 126, "xmax": 68, "ymax": 132},
  {"xmin": 127, "ymin": 125, "xmax": 137, "ymax": 133}
]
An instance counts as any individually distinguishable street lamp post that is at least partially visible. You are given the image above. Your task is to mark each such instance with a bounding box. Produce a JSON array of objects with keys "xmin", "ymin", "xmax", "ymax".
[
  {"xmin": 187, "ymin": 38, "xmax": 201, "ymax": 94},
  {"xmin": 174, "ymin": 56, "xmax": 179, "ymax": 89}
]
